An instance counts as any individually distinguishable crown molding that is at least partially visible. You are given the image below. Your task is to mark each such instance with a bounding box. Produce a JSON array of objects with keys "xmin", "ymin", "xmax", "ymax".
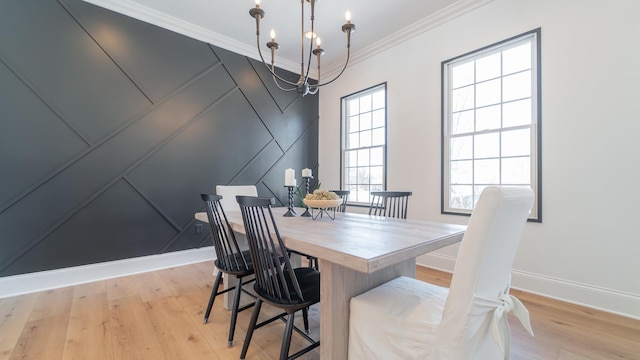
[
  {"xmin": 81, "ymin": 0, "xmax": 300, "ymax": 73},
  {"xmin": 82, "ymin": 0, "xmax": 494, "ymax": 83},
  {"xmin": 322, "ymin": 0, "xmax": 497, "ymax": 77}
]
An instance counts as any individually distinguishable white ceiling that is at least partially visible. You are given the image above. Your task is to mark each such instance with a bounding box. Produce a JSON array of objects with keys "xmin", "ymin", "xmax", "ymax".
[{"xmin": 84, "ymin": 0, "xmax": 493, "ymax": 78}]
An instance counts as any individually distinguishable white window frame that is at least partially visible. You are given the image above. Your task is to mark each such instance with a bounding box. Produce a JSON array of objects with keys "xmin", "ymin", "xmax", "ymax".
[
  {"xmin": 340, "ymin": 83, "xmax": 387, "ymax": 205},
  {"xmin": 442, "ymin": 28, "xmax": 541, "ymax": 221}
]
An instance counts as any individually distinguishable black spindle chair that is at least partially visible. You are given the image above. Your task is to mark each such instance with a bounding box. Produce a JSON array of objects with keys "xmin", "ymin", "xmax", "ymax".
[
  {"xmin": 330, "ymin": 190, "xmax": 351, "ymax": 213},
  {"xmin": 200, "ymin": 194, "xmax": 256, "ymax": 346},
  {"xmin": 236, "ymin": 195, "xmax": 321, "ymax": 360},
  {"xmin": 369, "ymin": 191, "xmax": 413, "ymax": 219}
]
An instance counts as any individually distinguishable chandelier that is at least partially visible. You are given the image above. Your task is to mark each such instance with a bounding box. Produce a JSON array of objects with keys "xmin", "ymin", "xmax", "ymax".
[{"xmin": 249, "ymin": 0, "xmax": 356, "ymax": 96}]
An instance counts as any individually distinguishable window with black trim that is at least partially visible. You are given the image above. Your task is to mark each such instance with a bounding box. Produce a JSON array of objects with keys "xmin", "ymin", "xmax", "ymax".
[
  {"xmin": 442, "ymin": 29, "xmax": 541, "ymax": 221},
  {"xmin": 341, "ymin": 83, "xmax": 387, "ymax": 205}
]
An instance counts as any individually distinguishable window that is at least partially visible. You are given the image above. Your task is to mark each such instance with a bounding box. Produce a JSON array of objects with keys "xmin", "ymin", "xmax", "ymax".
[
  {"xmin": 442, "ymin": 29, "xmax": 541, "ymax": 221},
  {"xmin": 341, "ymin": 83, "xmax": 387, "ymax": 205}
]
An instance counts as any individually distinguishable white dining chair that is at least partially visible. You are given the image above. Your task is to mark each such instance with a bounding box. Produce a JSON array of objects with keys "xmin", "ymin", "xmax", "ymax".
[
  {"xmin": 216, "ymin": 185, "xmax": 258, "ymax": 211},
  {"xmin": 348, "ymin": 186, "xmax": 535, "ymax": 360}
]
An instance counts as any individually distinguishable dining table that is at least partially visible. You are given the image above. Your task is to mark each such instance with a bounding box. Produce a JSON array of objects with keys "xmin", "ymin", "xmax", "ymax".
[{"xmin": 195, "ymin": 207, "xmax": 465, "ymax": 360}]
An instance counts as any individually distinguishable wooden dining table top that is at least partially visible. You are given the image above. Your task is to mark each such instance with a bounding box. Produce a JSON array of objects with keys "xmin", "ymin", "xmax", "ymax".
[{"xmin": 195, "ymin": 207, "xmax": 466, "ymax": 274}]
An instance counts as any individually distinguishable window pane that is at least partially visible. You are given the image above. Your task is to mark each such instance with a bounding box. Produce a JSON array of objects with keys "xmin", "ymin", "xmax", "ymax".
[
  {"xmin": 360, "ymin": 94, "xmax": 372, "ymax": 113},
  {"xmin": 503, "ymin": 99, "xmax": 532, "ymax": 127},
  {"xmin": 360, "ymin": 130, "xmax": 372, "ymax": 147},
  {"xmin": 450, "ymin": 185, "xmax": 473, "ymax": 209},
  {"xmin": 360, "ymin": 112, "xmax": 372, "ymax": 130},
  {"xmin": 372, "ymin": 90, "xmax": 385, "ymax": 109},
  {"xmin": 476, "ymin": 53, "xmax": 501, "ymax": 82},
  {"xmin": 346, "ymin": 150, "xmax": 357, "ymax": 168},
  {"xmin": 502, "ymin": 129, "xmax": 530, "ymax": 157},
  {"xmin": 372, "ymin": 128, "xmax": 385, "ymax": 146},
  {"xmin": 370, "ymin": 166, "xmax": 383, "ymax": 185},
  {"xmin": 348, "ymin": 115, "xmax": 359, "ymax": 133},
  {"xmin": 452, "ymin": 85, "xmax": 474, "ymax": 112},
  {"xmin": 503, "ymin": 70, "xmax": 531, "ymax": 102},
  {"xmin": 450, "ymin": 136, "xmax": 472, "ymax": 160},
  {"xmin": 356, "ymin": 185, "xmax": 370, "ymax": 203},
  {"xmin": 476, "ymin": 78, "xmax": 501, "ymax": 107},
  {"xmin": 370, "ymin": 147, "xmax": 384, "ymax": 166},
  {"xmin": 451, "ymin": 110, "xmax": 474, "ymax": 135},
  {"xmin": 451, "ymin": 60, "xmax": 474, "ymax": 88},
  {"xmin": 358, "ymin": 167, "xmax": 370, "ymax": 185},
  {"xmin": 348, "ymin": 133, "xmax": 359, "ymax": 149},
  {"xmin": 372, "ymin": 109, "xmax": 385, "ymax": 128},
  {"xmin": 503, "ymin": 43, "xmax": 531, "ymax": 75},
  {"xmin": 502, "ymin": 156, "xmax": 530, "ymax": 184},
  {"xmin": 451, "ymin": 160, "xmax": 472, "ymax": 184},
  {"xmin": 347, "ymin": 168, "xmax": 358, "ymax": 185},
  {"xmin": 476, "ymin": 105, "xmax": 501, "ymax": 131},
  {"xmin": 474, "ymin": 133, "xmax": 500, "ymax": 159},
  {"xmin": 474, "ymin": 159, "xmax": 500, "ymax": 184},
  {"xmin": 349, "ymin": 99, "xmax": 359, "ymax": 114},
  {"xmin": 357, "ymin": 149, "xmax": 369, "ymax": 167}
]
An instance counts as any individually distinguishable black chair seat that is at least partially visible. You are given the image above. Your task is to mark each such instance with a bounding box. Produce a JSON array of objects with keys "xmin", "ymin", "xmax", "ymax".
[
  {"xmin": 214, "ymin": 250, "xmax": 254, "ymax": 276},
  {"xmin": 255, "ymin": 267, "xmax": 320, "ymax": 308}
]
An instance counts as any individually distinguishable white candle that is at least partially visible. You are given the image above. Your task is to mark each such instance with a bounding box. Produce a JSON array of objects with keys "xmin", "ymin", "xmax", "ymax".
[
  {"xmin": 302, "ymin": 168, "xmax": 312, "ymax": 177},
  {"xmin": 285, "ymin": 168, "xmax": 295, "ymax": 186}
]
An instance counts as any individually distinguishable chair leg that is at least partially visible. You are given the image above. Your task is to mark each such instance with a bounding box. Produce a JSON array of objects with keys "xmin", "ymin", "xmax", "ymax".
[
  {"xmin": 227, "ymin": 275, "xmax": 244, "ymax": 346},
  {"xmin": 280, "ymin": 312, "xmax": 296, "ymax": 360},
  {"xmin": 240, "ymin": 298, "xmax": 263, "ymax": 360},
  {"xmin": 203, "ymin": 271, "xmax": 223, "ymax": 324},
  {"xmin": 302, "ymin": 307, "xmax": 310, "ymax": 334}
]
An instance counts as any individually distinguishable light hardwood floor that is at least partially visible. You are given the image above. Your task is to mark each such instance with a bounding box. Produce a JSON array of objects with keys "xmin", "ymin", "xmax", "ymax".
[{"xmin": 0, "ymin": 262, "xmax": 638, "ymax": 360}]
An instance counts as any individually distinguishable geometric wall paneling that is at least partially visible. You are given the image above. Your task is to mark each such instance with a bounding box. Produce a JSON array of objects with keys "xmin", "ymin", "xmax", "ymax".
[
  {"xmin": 61, "ymin": 0, "xmax": 219, "ymax": 103},
  {"xmin": 0, "ymin": 0, "xmax": 153, "ymax": 144},
  {"xmin": 0, "ymin": 0, "xmax": 319, "ymax": 277},
  {"xmin": 227, "ymin": 140, "xmax": 286, "ymax": 188},
  {"xmin": 0, "ymin": 62, "xmax": 89, "ymax": 209},
  {"xmin": 0, "ymin": 66, "xmax": 234, "ymax": 275},
  {"xmin": 127, "ymin": 90, "xmax": 273, "ymax": 227},
  {"xmin": 2, "ymin": 179, "xmax": 178, "ymax": 276}
]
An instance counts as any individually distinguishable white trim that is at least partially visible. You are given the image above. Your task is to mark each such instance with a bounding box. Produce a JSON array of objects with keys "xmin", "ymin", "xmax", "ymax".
[
  {"xmin": 0, "ymin": 247, "xmax": 215, "ymax": 299},
  {"xmin": 418, "ymin": 253, "xmax": 640, "ymax": 320}
]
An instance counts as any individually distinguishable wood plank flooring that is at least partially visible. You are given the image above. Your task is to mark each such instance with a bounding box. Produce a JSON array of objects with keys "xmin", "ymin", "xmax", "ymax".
[{"xmin": 0, "ymin": 262, "xmax": 638, "ymax": 360}]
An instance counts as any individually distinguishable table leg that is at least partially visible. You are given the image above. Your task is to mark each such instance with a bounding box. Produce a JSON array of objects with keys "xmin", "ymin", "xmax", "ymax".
[{"xmin": 318, "ymin": 258, "xmax": 416, "ymax": 360}]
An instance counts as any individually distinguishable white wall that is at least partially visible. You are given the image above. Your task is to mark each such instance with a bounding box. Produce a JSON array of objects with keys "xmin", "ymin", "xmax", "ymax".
[{"xmin": 318, "ymin": 0, "xmax": 640, "ymax": 319}]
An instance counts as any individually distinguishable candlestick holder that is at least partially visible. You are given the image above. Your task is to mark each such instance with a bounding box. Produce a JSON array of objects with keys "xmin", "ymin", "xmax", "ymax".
[
  {"xmin": 300, "ymin": 175, "xmax": 313, "ymax": 217},
  {"xmin": 284, "ymin": 185, "xmax": 297, "ymax": 217}
]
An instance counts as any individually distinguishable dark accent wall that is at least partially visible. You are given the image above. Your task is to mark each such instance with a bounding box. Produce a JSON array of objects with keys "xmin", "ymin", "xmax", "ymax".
[{"xmin": 0, "ymin": 0, "xmax": 319, "ymax": 277}]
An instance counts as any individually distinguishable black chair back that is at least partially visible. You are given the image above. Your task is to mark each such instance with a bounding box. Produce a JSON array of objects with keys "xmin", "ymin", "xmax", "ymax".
[
  {"xmin": 201, "ymin": 194, "xmax": 250, "ymax": 274},
  {"xmin": 236, "ymin": 196, "xmax": 306, "ymax": 305},
  {"xmin": 369, "ymin": 191, "xmax": 413, "ymax": 219},
  {"xmin": 330, "ymin": 190, "xmax": 351, "ymax": 213}
]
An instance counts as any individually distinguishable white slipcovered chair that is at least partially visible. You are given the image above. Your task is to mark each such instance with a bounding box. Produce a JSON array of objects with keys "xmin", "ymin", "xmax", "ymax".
[
  {"xmin": 216, "ymin": 185, "xmax": 258, "ymax": 211},
  {"xmin": 348, "ymin": 186, "xmax": 535, "ymax": 360}
]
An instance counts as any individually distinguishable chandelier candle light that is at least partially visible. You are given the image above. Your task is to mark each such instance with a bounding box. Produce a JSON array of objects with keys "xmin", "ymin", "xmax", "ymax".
[{"xmin": 249, "ymin": 0, "xmax": 356, "ymax": 96}]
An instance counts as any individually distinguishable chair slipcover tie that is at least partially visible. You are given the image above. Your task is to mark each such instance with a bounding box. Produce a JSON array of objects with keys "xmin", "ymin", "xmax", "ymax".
[{"xmin": 471, "ymin": 290, "xmax": 534, "ymax": 356}]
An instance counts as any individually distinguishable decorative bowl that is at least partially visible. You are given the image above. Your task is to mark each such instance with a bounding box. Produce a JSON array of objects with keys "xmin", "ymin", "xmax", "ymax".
[{"xmin": 303, "ymin": 198, "xmax": 343, "ymax": 209}]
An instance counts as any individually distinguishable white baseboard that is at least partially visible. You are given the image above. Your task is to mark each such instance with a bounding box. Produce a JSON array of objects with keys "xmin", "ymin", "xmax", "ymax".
[
  {"xmin": 0, "ymin": 247, "xmax": 215, "ymax": 299},
  {"xmin": 417, "ymin": 253, "xmax": 640, "ymax": 320}
]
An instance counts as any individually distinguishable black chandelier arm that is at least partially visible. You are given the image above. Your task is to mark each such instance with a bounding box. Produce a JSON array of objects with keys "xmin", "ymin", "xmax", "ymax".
[
  {"xmin": 313, "ymin": 48, "xmax": 351, "ymax": 88},
  {"xmin": 271, "ymin": 71, "xmax": 298, "ymax": 92},
  {"xmin": 254, "ymin": 34, "xmax": 298, "ymax": 88}
]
